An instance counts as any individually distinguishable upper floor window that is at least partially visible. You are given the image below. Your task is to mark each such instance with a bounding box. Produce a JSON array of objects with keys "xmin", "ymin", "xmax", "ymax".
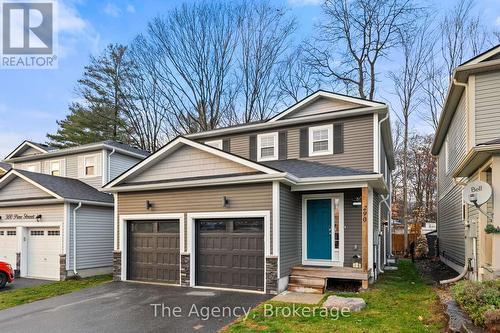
[
  {"xmin": 84, "ymin": 155, "xmax": 96, "ymax": 177},
  {"xmin": 50, "ymin": 160, "xmax": 61, "ymax": 176},
  {"xmin": 205, "ymin": 140, "xmax": 222, "ymax": 150},
  {"xmin": 309, "ymin": 125, "xmax": 333, "ymax": 156},
  {"xmin": 257, "ymin": 132, "xmax": 278, "ymax": 161}
]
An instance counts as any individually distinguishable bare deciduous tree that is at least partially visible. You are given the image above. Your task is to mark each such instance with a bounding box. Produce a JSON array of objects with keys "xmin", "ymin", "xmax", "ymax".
[
  {"xmin": 304, "ymin": 0, "xmax": 419, "ymax": 100},
  {"xmin": 389, "ymin": 25, "xmax": 431, "ymax": 252},
  {"xmin": 145, "ymin": 2, "xmax": 239, "ymax": 134},
  {"xmin": 277, "ymin": 46, "xmax": 321, "ymax": 103},
  {"xmin": 238, "ymin": 1, "xmax": 297, "ymax": 122}
]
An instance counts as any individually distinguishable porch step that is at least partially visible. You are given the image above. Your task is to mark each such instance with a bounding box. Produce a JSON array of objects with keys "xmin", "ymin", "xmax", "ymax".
[
  {"xmin": 289, "ymin": 275, "xmax": 326, "ymax": 288},
  {"xmin": 287, "ymin": 283, "xmax": 325, "ymax": 294},
  {"xmin": 290, "ymin": 266, "xmax": 369, "ymax": 280}
]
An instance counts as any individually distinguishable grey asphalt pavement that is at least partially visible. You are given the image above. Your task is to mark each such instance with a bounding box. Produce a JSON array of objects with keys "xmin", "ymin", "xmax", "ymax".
[
  {"xmin": 0, "ymin": 277, "xmax": 53, "ymax": 292},
  {"xmin": 0, "ymin": 281, "xmax": 270, "ymax": 333}
]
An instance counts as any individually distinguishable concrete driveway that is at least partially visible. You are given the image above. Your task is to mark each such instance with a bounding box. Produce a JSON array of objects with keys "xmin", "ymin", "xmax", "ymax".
[
  {"xmin": 0, "ymin": 277, "xmax": 53, "ymax": 292},
  {"xmin": 0, "ymin": 282, "xmax": 270, "ymax": 333}
]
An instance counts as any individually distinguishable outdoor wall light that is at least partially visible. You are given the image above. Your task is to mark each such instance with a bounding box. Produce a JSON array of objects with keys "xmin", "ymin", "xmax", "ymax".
[
  {"xmin": 223, "ymin": 196, "xmax": 230, "ymax": 208},
  {"xmin": 146, "ymin": 200, "xmax": 154, "ymax": 210},
  {"xmin": 36, "ymin": 214, "xmax": 42, "ymax": 222},
  {"xmin": 352, "ymin": 195, "xmax": 361, "ymax": 206}
]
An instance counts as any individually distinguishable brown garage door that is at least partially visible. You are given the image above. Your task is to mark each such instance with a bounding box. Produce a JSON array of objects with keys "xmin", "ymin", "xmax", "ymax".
[
  {"xmin": 128, "ymin": 220, "xmax": 180, "ymax": 283},
  {"xmin": 196, "ymin": 218, "xmax": 264, "ymax": 291}
]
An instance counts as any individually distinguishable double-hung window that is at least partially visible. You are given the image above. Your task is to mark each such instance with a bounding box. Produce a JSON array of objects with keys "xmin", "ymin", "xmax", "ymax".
[
  {"xmin": 84, "ymin": 155, "xmax": 96, "ymax": 177},
  {"xmin": 309, "ymin": 125, "xmax": 333, "ymax": 156},
  {"xmin": 50, "ymin": 160, "xmax": 61, "ymax": 176},
  {"xmin": 257, "ymin": 133, "xmax": 278, "ymax": 161}
]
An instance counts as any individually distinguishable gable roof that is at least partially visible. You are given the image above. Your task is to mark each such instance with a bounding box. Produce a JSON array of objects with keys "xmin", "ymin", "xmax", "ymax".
[
  {"xmin": 5, "ymin": 140, "xmax": 55, "ymax": 159},
  {"xmin": 0, "ymin": 169, "xmax": 113, "ymax": 204},
  {"xmin": 268, "ymin": 90, "xmax": 386, "ymax": 123},
  {"xmin": 103, "ymin": 136, "xmax": 283, "ymax": 189},
  {"xmin": 432, "ymin": 44, "xmax": 500, "ymax": 155},
  {"xmin": 4, "ymin": 140, "xmax": 150, "ymax": 162}
]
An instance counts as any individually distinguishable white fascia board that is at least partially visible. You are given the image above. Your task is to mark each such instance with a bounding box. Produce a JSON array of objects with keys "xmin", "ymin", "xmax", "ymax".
[
  {"xmin": 64, "ymin": 199, "xmax": 114, "ymax": 207},
  {"xmin": 104, "ymin": 137, "xmax": 281, "ymax": 189},
  {"xmin": 0, "ymin": 198, "xmax": 64, "ymax": 207},
  {"xmin": 104, "ymin": 173, "xmax": 290, "ymax": 193},
  {"xmin": 5, "ymin": 141, "xmax": 48, "ymax": 160},
  {"xmin": 268, "ymin": 91, "xmax": 385, "ymax": 123},
  {"xmin": 461, "ymin": 45, "xmax": 500, "ymax": 66}
]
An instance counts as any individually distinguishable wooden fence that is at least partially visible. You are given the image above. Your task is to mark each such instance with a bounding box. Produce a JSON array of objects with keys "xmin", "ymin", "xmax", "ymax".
[{"xmin": 392, "ymin": 234, "xmax": 419, "ymax": 254}]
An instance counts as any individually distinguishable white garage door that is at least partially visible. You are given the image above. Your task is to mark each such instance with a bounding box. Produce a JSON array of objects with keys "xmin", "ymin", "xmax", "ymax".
[
  {"xmin": 0, "ymin": 228, "xmax": 18, "ymax": 269},
  {"xmin": 27, "ymin": 228, "xmax": 61, "ymax": 279}
]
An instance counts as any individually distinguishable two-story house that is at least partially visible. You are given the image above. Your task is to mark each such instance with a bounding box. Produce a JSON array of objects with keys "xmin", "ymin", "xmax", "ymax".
[
  {"xmin": 432, "ymin": 44, "xmax": 500, "ymax": 281},
  {"xmin": 103, "ymin": 90, "xmax": 394, "ymax": 294},
  {"xmin": 0, "ymin": 140, "xmax": 148, "ymax": 280}
]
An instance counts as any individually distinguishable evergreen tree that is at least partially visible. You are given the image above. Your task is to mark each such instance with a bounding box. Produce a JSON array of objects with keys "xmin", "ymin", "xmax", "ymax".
[{"xmin": 47, "ymin": 44, "xmax": 134, "ymax": 147}]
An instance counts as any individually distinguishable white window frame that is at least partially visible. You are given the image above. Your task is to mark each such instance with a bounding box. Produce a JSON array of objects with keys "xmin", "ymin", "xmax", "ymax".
[
  {"xmin": 257, "ymin": 132, "xmax": 278, "ymax": 162},
  {"xmin": 83, "ymin": 154, "xmax": 97, "ymax": 177},
  {"xmin": 50, "ymin": 160, "xmax": 61, "ymax": 176},
  {"xmin": 445, "ymin": 135, "xmax": 449, "ymax": 174},
  {"xmin": 205, "ymin": 140, "xmax": 223, "ymax": 150},
  {"xmin": 309, "ymin": 124, "xmax": 333, "ymax": 156}
]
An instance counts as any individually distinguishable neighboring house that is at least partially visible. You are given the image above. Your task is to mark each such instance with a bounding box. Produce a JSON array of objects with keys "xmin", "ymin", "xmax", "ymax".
[
  {"xmin": 103, "ymin": 90, "xmax": 394, "ymax": 294},
  {"xmin": 0, "ymin": 140, "xmax": 148, "ymax": 280},
  {"xmin": 0, "ymin": 162, "xmax": 11, "ymax": 177},
  {"xmin": 432, "ymin": 44, "xmax": 500, "ymax": 280}
]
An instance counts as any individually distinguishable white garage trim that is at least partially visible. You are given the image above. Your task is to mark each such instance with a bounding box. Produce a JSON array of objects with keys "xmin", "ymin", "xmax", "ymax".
[
  {"xmin": 119, "ymin": 214, "xmax": 185, "ymax": 283},
  {"xmin": 186, "ymin": 210, "xmax": 271, "ymax": 294}
]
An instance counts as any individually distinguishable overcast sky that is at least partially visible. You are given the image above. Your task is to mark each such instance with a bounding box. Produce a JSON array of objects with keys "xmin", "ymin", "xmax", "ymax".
[{"xmin": 0, "ymin": 0, "xmax": 499, "ymax": 157}]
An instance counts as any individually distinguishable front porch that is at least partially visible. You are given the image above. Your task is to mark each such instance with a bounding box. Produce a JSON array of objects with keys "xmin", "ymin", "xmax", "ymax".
[{"xmin": 287, "ymin": 265, "xmax": 371, "ymax": 294}]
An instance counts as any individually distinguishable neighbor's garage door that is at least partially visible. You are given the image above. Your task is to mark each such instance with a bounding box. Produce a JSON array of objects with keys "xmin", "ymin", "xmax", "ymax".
[
  {"xmin": 196, "ymin": 218, "xmax": 264, "ymax": 291},
  {"xmin": 0, "ymin": 228, "xmax": 18, "ymax": 269},
  {"xmin": 27, "ymin": 228, "xmax": 61, "ymax": 279},
  {"xmin": 127, "ymin": 220, "xmax": 180, "ymax": 284}
]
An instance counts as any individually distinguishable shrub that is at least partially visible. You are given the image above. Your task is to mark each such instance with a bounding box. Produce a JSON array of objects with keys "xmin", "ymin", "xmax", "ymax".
[
  {"xmin": 451, "ymin": 279, "xmax": 500, "ymax": 326},
  {"xmin": 415, "ymin": 235, "xmax": 429, "ymax": 258},
  {"xmin": 484, "ymin": 309, "xmax": 500, "ymax": 332}
]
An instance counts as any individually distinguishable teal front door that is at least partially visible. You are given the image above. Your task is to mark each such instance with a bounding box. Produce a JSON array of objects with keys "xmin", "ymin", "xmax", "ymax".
[{"xmin": 307, "ymin": 199, "xmax": 332, "ymax": 260}]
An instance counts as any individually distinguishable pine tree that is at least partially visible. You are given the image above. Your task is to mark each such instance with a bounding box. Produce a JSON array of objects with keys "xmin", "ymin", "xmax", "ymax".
[{"xmin": 47, "ymin": 44, "xmax": 134, "ymax": 147}]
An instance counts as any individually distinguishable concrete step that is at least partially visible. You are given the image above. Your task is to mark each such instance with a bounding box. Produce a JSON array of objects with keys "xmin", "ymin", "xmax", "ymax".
[
  {"xmin": 289, "ymin": 275, "xmax": 326, "ymax": 288},
  {"xmin": 387, "ymin": 258, "xmax": 397, "ymax": 265},
  {"xmin": 287, "ymin": 283, "xmax": 324, "ymax": 294}
]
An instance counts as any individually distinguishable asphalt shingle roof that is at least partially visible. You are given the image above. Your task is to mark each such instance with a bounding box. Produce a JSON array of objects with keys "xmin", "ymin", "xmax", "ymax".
[
  {"xmin": 15, "ymin": 169, "xmax": 113, "ymax": 203},
  {"xmin": 260, "ymin": 159, "xmax": 374, "ymax": 178},
  {"xmin": 0, "ymin": 162, "xmax": 11, "ymax": 172}
]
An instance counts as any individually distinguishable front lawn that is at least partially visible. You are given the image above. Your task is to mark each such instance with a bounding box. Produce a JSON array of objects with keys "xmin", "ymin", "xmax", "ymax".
[
  {"xmin": 0, "ymin": 275, "xmax": 112, "ymax": 311},
  {"xmin": 225, "ymin": 260, "xmax": 445, "ymax": 333}
]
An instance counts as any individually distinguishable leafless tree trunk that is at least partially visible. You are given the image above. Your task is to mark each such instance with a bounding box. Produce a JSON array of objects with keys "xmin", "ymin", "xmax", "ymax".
[
  {"xmin": 144, "ymin": 2, "xmax": 239, "ymax": 134},
  {"xmin": 277, "ymin": 46, "xmax": 321, "ymax": 103},
  {"xmin": 304, "ymin": 0, "xmax": 419, "ymax": 100},
  {"xmin": 238, "ymin": 1, "xmax": 296, "ymax": 122},
  {"xmin": 389, "ymin": 25, "xmax": 431, "ymax": 253}
]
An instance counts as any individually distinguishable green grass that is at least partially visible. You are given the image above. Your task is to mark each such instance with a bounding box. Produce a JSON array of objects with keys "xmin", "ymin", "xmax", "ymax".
[
  {"xmin": 225, "ymin": 260, "xmax": 445, "ymax": 333},
  {"xmin": 0, "ymin": 275, "xmax": 112, "ymax": 311}
]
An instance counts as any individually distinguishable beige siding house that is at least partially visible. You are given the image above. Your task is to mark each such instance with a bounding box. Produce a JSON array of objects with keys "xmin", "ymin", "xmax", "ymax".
[
  {"xmin": 104, "ymin": 90, "xmax": 394, "ymax": 294},
  {"xmin": 432, "ymin": 45, "xmax": 500, "ymax": 280},
  {"xmin": 0, "ymin": 140, "xmax": 148, "ymax": 280}
]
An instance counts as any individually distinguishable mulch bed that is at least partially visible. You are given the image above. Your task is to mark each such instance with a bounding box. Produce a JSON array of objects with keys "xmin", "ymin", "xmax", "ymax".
[{"xmin": 414, "ymin": 258, "xmax": 458, "ymax": 285}]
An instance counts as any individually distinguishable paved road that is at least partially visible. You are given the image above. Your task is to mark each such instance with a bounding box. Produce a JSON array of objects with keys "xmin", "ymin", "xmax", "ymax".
[
  {"xmin": 1, "ymin": 277, "xmax": 52, "ymax": 292},
  {"xmin": 0, "ymin": 282, "xmax": 270, "ymax": 333}
]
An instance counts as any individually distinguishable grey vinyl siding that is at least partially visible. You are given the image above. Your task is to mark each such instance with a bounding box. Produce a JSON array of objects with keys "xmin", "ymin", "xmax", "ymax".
[
  {"xmin": 438, "ymin": 185, "xmax": 465, "ymax": 267},
  {"xmin": 200, "ymin": 115, "xmax": 374, "ymax": 172},
  {"xmin": 343, "ymin": 189, "xmax": 363, "ymax": 266},
  {"xmin": 109, "ymin": 152, "xmax": 141, "ymax": 181},
  {"xmin": 117, "ymin": 183, "xmax": 273, "ymax": 254},
  {"xmin": 68, "ymin": 204, "xmax": 114, "ymax": 270},
  {"xmin": 0, "ymin": 177, "xmax": 51, "ymax": 201},
  {"xmin": 279, "ymin": 184, "xmax": 302, "ymax": 278},
  {"xmin": 437, "ymin": 91, "xmax": 468, "ymax": 269},
  {"xmin": 475, "ymin": 71, "xmax": 500, "ymax": 144}
]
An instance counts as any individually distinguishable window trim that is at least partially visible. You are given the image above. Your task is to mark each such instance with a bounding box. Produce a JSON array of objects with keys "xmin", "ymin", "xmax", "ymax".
[
  {"xmin": 204, "ymin": 140, "xmax": 223, "ymax": 150},
  {"xmin": 83, "ymin": 154, "xmax": 97, "ymax": 178},
  {"xmin": 257, "ymin": 132, "xmax": 279, "ymax": 162},
  {"xmin": 50, "ymin": 160, "xmax": 61, "ymax": 176},
  {"xmin": 309, "ymin": 124, "xmax": 333, "ymax": 156}
]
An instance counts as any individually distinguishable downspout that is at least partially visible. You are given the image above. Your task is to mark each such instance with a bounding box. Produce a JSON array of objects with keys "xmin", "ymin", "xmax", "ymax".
[
  {"xmin": 73, "ymin": 202, "xmax": 82, "ymax": 276},
  {"xmin": 377, "ymin": 194, "xmax": 391, "ymax": 273},
  {"xmin": 440, "ymin": 79, "xmax": 473, "ymax": 285},
  {"xmin": 107, "ymin": 148, "xmax": 116, "ymax": 184},
  {"xmin": 378, "ymin": 112, "xmax": 390, "ymax": 273}
]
